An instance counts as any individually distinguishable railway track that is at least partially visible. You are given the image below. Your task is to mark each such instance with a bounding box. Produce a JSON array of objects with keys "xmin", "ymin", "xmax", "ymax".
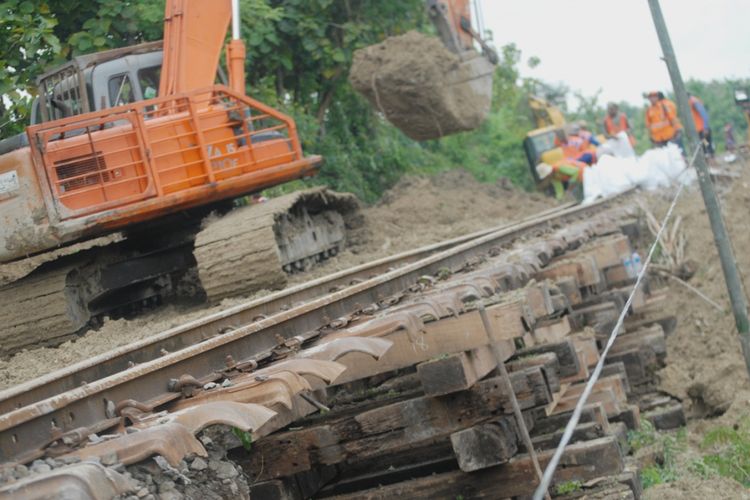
[{"xmin": 0, "ymin": 190, "xmax": 685, "ymax": 499}]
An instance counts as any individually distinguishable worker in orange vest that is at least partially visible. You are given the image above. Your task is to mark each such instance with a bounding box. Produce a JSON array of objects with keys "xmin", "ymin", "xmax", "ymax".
[
  {"xmin": 536, "ymin": 160, "xmax": 588, "ymax": 200},
  {"xmin": 602, "ymin": 103, "xmax": 635, "ymax": 146},
  {"xmin": 644, "ymin": 91, "xmax": 683, "ymax": 150},
  {"xmin": 688, "ymin": 93, "xmax": 714, "ymax": 158},
  {"xmin": 555, "ymin": 126, "xmax": 597, "ymax": 165}
]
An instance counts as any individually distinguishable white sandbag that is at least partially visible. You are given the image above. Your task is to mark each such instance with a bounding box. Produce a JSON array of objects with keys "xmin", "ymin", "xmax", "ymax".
[
  {"xmin": 596, "ymin": 131, "xmax": 636, "ymax": 159},
  {"xmin": 583, "ymin": 143, "xmax": 691, "ymax": 203}
]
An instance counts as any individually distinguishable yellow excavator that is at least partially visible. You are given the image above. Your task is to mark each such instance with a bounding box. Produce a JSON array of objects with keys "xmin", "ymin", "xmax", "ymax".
[{"xmin": 523, "ymin": 96, "xmax": 569, "ymax": 189}]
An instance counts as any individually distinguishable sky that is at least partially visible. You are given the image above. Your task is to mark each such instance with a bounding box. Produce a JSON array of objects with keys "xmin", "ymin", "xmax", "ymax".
[{"xmin": 478, "ymin": 0, "xmax": 750, "ymax": 107}]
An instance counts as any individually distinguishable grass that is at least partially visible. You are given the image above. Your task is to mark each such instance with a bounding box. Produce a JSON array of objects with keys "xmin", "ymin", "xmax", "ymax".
[
  {"xmin": 694, "ymin": 418, "xmax": 750, "ymax": 486},
  {"xmin": 555, "ymin": 480, "xmax": 583, "ymax": 495},
  {"xmin": 627, "ymin": 421, "xmax": 685, "ymax": 489},
  {"xmin": 628, "ymin": 418, "xmax": 750, "ymax": 490},
  {"xmin": 232, "ymin": 427, "xmax": 253, "ymax": 451}
]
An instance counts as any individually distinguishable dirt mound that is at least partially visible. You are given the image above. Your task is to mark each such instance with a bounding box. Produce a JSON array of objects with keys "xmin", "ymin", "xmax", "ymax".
[
  {"xmin": 640, "ymin": 166, "xmax": 750, "ymax": 418},
  {"xmin": 349, "ymin": 31, "xmax": 494, "ymax": 140}
]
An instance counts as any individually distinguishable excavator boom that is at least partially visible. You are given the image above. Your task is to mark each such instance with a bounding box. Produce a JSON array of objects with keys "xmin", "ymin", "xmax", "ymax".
[{"xmin": 159, "ymin": 0, "xmax": 232, "ymax": 96}]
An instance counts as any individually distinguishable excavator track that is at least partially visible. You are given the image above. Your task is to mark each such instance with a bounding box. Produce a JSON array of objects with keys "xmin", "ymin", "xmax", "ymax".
[
  {"xmin": 0, "ymin": 262, "xmax": 88, "ymax": 356},
  {"xmin": 194, "ymin": 187, "xmax": 359, "ymax": 303},
  {"xmin": 0, "ymin": 188, "xmax": 358, "ymax": 355}
]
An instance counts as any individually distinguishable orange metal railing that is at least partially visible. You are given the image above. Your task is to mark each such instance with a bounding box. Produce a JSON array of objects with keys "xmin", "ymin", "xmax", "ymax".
[{"xmin": 27, "ymin": 86, "xmax": 302, "ymax": 219}]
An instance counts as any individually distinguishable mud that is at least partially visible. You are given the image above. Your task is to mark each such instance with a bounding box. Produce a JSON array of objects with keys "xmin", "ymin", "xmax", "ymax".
[
  {"xmin": 0, "ymin": 234, "xmax": 122, "ymax": 287},
  {"xmin": 0, "ymin": 263, "xmax": 86, "ymax": 356},
  {"xmin": 349, "ymin": 31, "xmax": 493, "ymax": 140},
  {"xmin": 0, "ymin": 169, "xmax": 556, "ymax": 389}
]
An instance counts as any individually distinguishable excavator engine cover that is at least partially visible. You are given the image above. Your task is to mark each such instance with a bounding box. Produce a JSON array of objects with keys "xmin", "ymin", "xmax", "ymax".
[{"xmin": 350, "ymin": 31, "xmax": 494, "ymax": 141}]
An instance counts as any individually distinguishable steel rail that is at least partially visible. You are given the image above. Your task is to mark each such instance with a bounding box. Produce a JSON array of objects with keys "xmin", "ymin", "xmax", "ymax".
[
  {"xmin": 0, "ymin": 194, "xmax": 628, "ymax": 463},
  {"xmin": 0, "ymin": 202, "xmax": 574, "ymax": 415}
]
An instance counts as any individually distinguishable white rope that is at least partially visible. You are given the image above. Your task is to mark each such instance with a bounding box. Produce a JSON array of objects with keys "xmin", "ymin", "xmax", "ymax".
[{"xmin": 532, "ymin": 146, "xmax": 701, "ymax": 499}]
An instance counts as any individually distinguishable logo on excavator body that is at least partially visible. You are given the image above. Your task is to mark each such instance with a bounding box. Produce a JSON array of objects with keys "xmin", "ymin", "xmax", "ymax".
[{"xmin": 206, "ymin": 144, "xmax": 239, "ymax": 170}]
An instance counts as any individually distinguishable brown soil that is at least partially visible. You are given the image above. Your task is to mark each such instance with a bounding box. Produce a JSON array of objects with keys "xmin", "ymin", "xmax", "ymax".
[
  {"xmin": 643, "ymin": 476, "xmax": 750, "ymax": 500},
  {"xmin": 0, "ymin": 169, "xmax": 557, "ymax": 389},
  {"xmin": 635, "ymin": 157, "xmax": 750, "ymax": 494},
  {"xmin": 349, "ymin": 31, "xmax": 493, "ymax": 140},
  {"xmin": 641, "ymin": 165, "xmax": 750, "ymax": 419}
]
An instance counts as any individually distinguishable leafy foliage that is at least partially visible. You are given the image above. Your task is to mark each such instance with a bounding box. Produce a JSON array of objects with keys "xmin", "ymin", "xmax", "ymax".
[
  {"xmin": 555, "ymin": 480, "xmax": 583, "ymax": 495},
  {"xmin": 3, "ymin": 1, "xmax": 746, "ymax": 205},
  {"xmin": 694, "ymin": 418, "xmax": 750, "ymax": 486},
  {"xmin": 627, "ymin": 421, "xmax": 686, "ymax": 490}
]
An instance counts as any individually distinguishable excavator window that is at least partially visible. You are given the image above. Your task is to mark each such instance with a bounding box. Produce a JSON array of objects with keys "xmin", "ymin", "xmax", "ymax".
[
  {"xmin": 108, "ymin": 74, "xmax": 135, "ymax": 107},
  {"xmin": 138, "ymin": 67, "xmax": 161, "ymax": 100}
]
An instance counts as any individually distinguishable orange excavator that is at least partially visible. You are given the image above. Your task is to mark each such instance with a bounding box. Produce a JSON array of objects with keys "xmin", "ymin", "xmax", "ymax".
[{"xmin": 0, "ymin": 0, "xmax": 357, "ymax": 354}]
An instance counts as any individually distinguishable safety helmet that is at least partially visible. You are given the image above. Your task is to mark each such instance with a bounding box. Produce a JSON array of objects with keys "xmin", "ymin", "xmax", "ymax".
[{"xmin": 536, "ymin": 163, "xmax": 553, "ymax": 179}]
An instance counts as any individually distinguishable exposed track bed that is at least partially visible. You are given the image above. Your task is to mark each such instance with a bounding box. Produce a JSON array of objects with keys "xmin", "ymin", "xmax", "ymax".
[{"xmin": 0, "ymin": 190, "xmax": 681, "ymax": 499}]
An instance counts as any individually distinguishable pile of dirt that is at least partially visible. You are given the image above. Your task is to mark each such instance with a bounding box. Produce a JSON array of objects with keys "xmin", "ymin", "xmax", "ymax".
[
  {"xmin": 634, "ymin": 158, "xmax": 750, "ymax": 495},
  {"xmin": 641, "ymin": 168, "xmax": 750, "ymax": 418},
  {"xmin": 287, "ymin": 169, "xmax": 557, "ymax": 284},
  {"xmin": 349, "ymin": 31, "xmax": 494, "ymax": 140}
]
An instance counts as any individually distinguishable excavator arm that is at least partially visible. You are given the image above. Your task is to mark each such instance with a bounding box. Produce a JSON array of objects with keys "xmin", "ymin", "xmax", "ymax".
[
  {"xmin": 159, "ymin": 0, "xmax": 246, "ymax": 96},
  {"xmin": 425, "ymin": 0, "xmax": 498, "ymax": 64}
]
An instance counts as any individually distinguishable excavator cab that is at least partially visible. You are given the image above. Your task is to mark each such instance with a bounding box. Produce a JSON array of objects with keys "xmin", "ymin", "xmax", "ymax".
[{"xmin": 34, "ymin": 42, "xmax": 165, "ymax": 124}]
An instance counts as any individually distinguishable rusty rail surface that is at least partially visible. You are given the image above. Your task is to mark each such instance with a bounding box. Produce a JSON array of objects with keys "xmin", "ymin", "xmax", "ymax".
[{"xmin": 0, "ymin": 194, "xmax": 628, "ymax": 464}]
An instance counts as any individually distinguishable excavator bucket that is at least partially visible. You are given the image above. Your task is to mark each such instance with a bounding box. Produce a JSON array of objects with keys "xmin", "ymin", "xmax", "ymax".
[{"xmin": 349, "ymin": 31, "xmax": 494, "ymax": 141}]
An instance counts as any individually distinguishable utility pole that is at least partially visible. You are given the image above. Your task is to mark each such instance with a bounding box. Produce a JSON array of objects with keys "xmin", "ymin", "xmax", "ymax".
[{"xmin": 647, "ymin": 0, "xmax": 750, "ymax": 377}]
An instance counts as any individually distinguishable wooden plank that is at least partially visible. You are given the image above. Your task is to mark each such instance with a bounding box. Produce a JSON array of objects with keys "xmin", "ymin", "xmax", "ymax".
[
  {"xmin": 555, "ymin": 276, "xmax": 583, "ymax": 305},
  {"xmin": 601, "ymin": 361, "xmax": 631, "ymax": 394},
  {"xmin": 604, "ymin": 264, "xmax": 634, "ymax": 287},
  {"xmin": 325, "ymin": 436, "xmax": 624, "ymax": 500},
  {"xmin": 556, "ymin": 387, "xmax": 621, "ymax": 416},
  {"xmin": 524, "ymin": 282, "xmax": 555, "ymax": 318},
  {"xmin": 560, "ymin": 347, "xmax": 590, "ymax": 385},
  {"xmin": 625, "ymin": 314, "xmax": 677, "ymax": 336},
  {"xmin": 417, "ymin": 344, "xmax": 501, "ymax": 397},
  {"xmin": 610, "ymin": 404, "xmax": 641, "ymax": 431},
  {"xmin": 565, "ymin": 374, "xmax": 629, "ymax": 404},
  {"xmin": 244, "ymin": 368, "xmax": 552, "ymax": 480},
  {"xmin": 532, "ymin": 402, "xmax": 610, "ymax": 436},
  {"xmin": 515, "ymin": 339, "xmax": 580, "ymax": 378},
  {"xmin": 644, "ymin": 401, "xmax": 686, "ymax": 430},
  {"xmin": 529, "ymin": 421, "xmax": 608, "ymax": 451},
  {"xmin": 524, "ymin": 316, "xmax": 572, "ymax": 346},
  {"xmin": 607, "ymin": 348, "xmax": 647, "ymax": 386},
  {"xmin": 322, "ymin": 300, "xmax": 529, "ymax": 386},
  {"xmin": 569, "ymin": 331, "xmax": 600, "ymax": 368},
  {"xmin": 450, "ymin": 417, "xmax": 519, "ymax": 472},
  {"xmin": 612, "ymin": 325, "xmax": 667, "ymax": 363},
  {"xmin": 573, "ymin": 302, "xmax": 619, "ymax": 336},
  {"xmin": 565, "ymin": 234, "xmax": 631, "ymax": 269},
  {"xmin": 544, "ymin": 382, "xmax": 571, "ymax": 416},
  {"xmin": 537, "ymin": 256, "xmax": 602, "ymax": 288}
]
